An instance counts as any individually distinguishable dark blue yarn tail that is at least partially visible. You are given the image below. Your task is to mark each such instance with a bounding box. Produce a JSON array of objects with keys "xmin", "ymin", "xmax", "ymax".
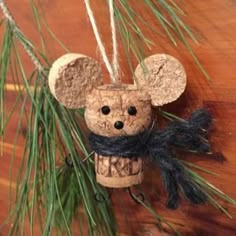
[
  {"xmin": 167, "ymin": 109, "xmax": 212, "ymax": 153},
  {"xmin": 159, "ymin": 164, "xmax": 179, "ymax": 209},
  {"xmin": 189, "ymin": 108, "xmax": 212, "ymax": 130},
  {"xmin": 151, "ymin": 148, "xmax": 207, "ymax": 209}
]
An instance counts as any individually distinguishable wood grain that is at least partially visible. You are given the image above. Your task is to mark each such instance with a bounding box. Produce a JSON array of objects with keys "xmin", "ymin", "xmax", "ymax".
[{"xmin": 1, "ymin": 0, "xmax": 236, "ymax": 235}]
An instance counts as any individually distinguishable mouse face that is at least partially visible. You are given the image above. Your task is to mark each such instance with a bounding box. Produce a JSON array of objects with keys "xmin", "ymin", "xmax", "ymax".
[
  {"xmin": 49, "ymin": 53, "xmax": 186, "ymax": 136},
  {"xmin": 85, "ymin": 85, "xmax": 152, "ymax": 137}
]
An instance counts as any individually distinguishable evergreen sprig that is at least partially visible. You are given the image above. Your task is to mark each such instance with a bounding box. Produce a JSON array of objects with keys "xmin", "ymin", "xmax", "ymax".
[
  {"xmin": 114, "ymin": 0, "xmax": 209, "ymax": 80},
  {"xmin": 0, "ymin": 1, "xmax": 235, "ymax": 236}
]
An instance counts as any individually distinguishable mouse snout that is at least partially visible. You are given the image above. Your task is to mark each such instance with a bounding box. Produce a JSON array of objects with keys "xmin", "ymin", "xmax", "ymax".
[{"xmin": 114, "ymin": 121, "xmax": 124, "ymax": 130}]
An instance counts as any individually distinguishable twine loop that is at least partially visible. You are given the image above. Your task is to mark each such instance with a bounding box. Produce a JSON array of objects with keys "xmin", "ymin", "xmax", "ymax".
[{"xmin": 84, "ymin": 0, "xmax": 120, "ymax": 84}]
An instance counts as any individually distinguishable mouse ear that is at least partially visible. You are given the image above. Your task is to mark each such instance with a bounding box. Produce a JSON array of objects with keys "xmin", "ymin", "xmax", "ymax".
[
  {"xmin": 48, "ymin": 53, "xmax": 103, "ymax": 109},
  {"xmin": 134, "ymin": 54, "xmax": 187, "ymax": 106}
]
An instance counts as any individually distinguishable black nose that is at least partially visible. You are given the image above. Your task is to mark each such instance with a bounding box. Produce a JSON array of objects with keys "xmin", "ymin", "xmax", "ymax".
[{"xmin": 114, "ymin": 121, "xmax": 124, "ymax": 130}]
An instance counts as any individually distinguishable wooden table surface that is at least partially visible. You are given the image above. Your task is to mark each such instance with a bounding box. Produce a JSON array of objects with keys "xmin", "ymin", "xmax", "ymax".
[{"xmin": 0, "ymin": 1, "xmax": 236, "ymax": 235}]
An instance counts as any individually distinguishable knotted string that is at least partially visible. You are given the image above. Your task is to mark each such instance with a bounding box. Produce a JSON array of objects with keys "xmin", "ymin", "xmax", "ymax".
[{"xmin": 84, "ymin": 0, "xmax": 120, "ymax": 84}]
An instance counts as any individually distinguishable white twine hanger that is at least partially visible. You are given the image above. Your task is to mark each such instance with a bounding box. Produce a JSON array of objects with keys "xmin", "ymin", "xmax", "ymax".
[{"xmin": 84, "ymin": 0, "xmax": 120, "ymax": 84}]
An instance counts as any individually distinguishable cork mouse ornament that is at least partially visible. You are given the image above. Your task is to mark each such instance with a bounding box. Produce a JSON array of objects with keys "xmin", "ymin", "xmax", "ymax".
[{"xmin": 49, "ymin": 53, "xmax": 212, "ymax": 209}]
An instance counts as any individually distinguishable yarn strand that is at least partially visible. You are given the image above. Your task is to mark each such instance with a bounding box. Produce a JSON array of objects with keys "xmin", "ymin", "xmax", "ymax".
[
  {"xmin": 84, "ymin": 0, "xmax": 120, "ymax": 84},
  {"xmin": 109, "ymin": 0, "xmax": 119, "ymax": 81}
]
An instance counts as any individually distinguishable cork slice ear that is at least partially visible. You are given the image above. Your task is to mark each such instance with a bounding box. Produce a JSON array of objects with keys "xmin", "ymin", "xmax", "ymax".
[
  {"xmin": 134, "ymin": 54, "xmax": 187, "ymax": 106},
  {"xmin": 48, "ymin": 53, "xmax": 103, "ymax": 109}
]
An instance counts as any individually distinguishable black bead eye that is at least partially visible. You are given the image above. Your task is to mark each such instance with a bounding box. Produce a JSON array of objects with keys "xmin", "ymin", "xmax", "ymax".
[
  {"xmin": 101, "ymin": 106, "xmax": 110, "ymax": 115},
  {"xmin": 128, "ymin": 106, "xmax": 137, "ymax": 116}
]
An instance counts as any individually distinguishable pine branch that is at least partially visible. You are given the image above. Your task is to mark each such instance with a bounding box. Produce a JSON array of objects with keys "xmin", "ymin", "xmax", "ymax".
[
  {"xmin": 114, "ymin": 0, "xmax": 210, "ymax": 80},
  {"xmin": 0, "ymin": 0, "xmax": 44, "ymax": 74},
  {"xmin": 0, "ymin": 1, "xmax": 235, "ymax": 236}
]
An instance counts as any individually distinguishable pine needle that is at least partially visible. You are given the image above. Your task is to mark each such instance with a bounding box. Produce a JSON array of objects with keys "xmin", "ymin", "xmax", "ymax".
[
  {"xmin": 114, "ymin": 0, "xmax": 209, "ymax": 79},
  {"xmin": 0, "ymin": 1, "xmax": 234, "ymax": 236}
]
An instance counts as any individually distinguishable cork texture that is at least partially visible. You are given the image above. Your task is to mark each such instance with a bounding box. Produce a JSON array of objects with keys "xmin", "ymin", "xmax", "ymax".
[
  {"xmin": 134, "ymin": 54, "xmax": 187, "ymax": 106},
  {"xmin": 48, "ymin": 53, "xmax": 102, "ymax": 109},
  {"xmin": 95, "ymin": 154, "xmax": 144, "ymax": 188},
  {"xmin": 85, "ymin": 84, "xmax": 152, "ymax": 137}
]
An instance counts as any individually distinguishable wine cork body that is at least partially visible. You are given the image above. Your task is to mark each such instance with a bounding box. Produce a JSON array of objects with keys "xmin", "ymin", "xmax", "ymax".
[
  {"xmin": 95, "ymin": 154, "xmax": 144, "ymax": 188},
  {"xmin": 48, "ymin": 53, "xmax": 187, "ymax": 188},
  {"xmin": 85, "ymin": 84, "xmax": 151, "ymax": 188}
]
